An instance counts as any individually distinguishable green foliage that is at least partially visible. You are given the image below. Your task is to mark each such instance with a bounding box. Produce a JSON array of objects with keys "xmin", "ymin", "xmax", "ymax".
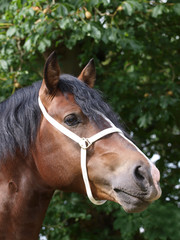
[{"xmin": 0, "ymin": 0, "xmax": 180, "ymax": 239}]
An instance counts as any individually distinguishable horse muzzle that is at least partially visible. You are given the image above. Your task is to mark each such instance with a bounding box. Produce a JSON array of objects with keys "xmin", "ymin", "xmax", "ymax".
[{"xmin": 112, "ymin": 161, "xmax": 162, "ymax": 213}]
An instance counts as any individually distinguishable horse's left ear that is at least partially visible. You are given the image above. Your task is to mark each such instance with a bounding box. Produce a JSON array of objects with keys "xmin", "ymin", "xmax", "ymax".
[
  {"xmin": 42, "ymin": 51, "xmax": 60, "ymax": 95},
  {"xmin": 78, "ymin": 59, "xmax": 96, "ymax": 88}
]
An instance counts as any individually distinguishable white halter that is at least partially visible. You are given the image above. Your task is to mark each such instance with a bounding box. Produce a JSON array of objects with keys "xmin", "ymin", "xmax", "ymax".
[{"xmin": 38, "ymin": 97, "xmax": 123, "ymax": 205}]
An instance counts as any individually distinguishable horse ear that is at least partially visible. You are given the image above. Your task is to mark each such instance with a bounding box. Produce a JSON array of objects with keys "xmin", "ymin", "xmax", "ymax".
[
  {"xmin": 78, "ymin": 59, "xmax": 96, "ymax": 88},
  {"xmin": 42, "ymin": 51, "xmax": 60, "ymax": 94}
]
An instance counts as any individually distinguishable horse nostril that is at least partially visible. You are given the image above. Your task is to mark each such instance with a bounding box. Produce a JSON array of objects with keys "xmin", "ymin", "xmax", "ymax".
[{"xmin": 134, "ymin": 166, "xmax": 145, "ymax": 181}]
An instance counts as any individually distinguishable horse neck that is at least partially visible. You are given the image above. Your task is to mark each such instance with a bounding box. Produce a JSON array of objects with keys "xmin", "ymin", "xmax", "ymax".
[{"xmin": 0, "ymin": 151, "xmax": 54, "ymax": 240}]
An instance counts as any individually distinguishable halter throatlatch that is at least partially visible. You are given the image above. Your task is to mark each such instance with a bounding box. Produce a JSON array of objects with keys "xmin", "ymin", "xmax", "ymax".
[{"xmin": 38, "ymin": 97, "xmax": 123, "ymax": 205}]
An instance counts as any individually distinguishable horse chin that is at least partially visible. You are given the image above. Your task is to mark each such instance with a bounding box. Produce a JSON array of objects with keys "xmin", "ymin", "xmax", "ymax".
[{"xmin": 113, "ymin": 190, "xmax": 150, "ymax": 213}]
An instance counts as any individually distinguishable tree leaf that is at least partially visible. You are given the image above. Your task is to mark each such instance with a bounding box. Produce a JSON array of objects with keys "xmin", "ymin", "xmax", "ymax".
[
  {"xmin": 82, "ymin": 23, "xmax": 91, "ymax": 33},
  {"xmin": 173, "ymin": 3, "xmax": 180, "ymax": 16},
  {"xmin": 23, "ymin": 39, "xmax": 31, "ymax": 51},
  {"xmin": 59, "ymin": 18, "xmax": 70, "ymax": 30},
  {"xmin": 123, "ymin": 1, "xmax": 133, "ymax": 16},
  {"xmin": 38, "ymin": 40, "xmax": 46, "ymax": 52},
  {"xmin": 0, "ymin": 59, "xmax": 8, "ymax": 70},
  {"xmin": 6, "ymin": 26, "xmax": 16, "ymax": 37},
  {"xmin": 91, "ymin": 26, "xmax": 101, "ymax": 40},
  {"xmin": 152, "ymin": 5, "xmax": 164, "ymax": 18}
]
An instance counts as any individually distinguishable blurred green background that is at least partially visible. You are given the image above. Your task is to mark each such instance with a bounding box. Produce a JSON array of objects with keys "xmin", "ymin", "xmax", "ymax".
[{"xmin": 0, "ymin": 0, "xmax": 180, "ymax": 239}]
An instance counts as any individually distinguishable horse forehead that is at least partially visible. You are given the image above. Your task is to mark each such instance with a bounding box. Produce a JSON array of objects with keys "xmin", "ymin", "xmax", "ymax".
[
  {"xmin": 50, "ymin": 92, "xmax": 81, "ymax": 113},
  {"xmin": 55, "ymin": 91, "xmax": 75, "ymax": 103}
]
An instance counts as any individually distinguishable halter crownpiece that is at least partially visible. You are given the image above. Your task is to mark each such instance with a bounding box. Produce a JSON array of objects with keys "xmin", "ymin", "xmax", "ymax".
[{"xmin": 38, "ymin": 97, "xmax": 123, "ymax": 205}]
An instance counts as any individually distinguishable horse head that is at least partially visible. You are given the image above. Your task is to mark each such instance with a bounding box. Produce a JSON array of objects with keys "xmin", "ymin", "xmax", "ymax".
[{"xmin": 34, "ymin": 52, "xmax": 161, "ymax": 213}]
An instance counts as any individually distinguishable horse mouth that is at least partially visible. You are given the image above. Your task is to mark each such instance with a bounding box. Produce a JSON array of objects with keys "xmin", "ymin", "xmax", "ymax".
[{"xmin": 113, "ymin": 188, "xmax": 150, "ymax": 213}]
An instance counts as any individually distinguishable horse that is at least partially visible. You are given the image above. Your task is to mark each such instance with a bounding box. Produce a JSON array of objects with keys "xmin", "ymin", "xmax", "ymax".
[{"xmin": 0, "ymin": 52, "xmax": 161, "ymax": 240}]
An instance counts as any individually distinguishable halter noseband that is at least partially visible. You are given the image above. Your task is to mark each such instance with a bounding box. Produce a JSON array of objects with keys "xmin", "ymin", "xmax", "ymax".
[{"xmin": 38, "ymin": 97, "xmax": 123, "ymax": 205}]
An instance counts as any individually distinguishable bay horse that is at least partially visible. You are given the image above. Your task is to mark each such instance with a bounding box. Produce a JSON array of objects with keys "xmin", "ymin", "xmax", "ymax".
[{"xmin": 0, "ymin": 52, "xmax": 161, "ymax": 240}]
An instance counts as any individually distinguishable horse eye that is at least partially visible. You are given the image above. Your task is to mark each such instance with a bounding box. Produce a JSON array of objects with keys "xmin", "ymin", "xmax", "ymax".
[{"xmin": 64, "ymin": 114, "xmax": 80, "ymax": 127}]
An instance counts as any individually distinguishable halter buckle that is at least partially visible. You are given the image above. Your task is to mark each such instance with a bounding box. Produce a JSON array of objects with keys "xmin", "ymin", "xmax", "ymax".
[{"xmin": 80, "ymin": 138, "xmax": 92, "ymax": 149}]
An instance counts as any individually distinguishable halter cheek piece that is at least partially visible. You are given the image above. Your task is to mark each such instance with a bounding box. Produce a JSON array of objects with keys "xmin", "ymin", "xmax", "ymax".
[{"xmin": 38, "ymin": 97, "xmax": 123, "ymax": 205}]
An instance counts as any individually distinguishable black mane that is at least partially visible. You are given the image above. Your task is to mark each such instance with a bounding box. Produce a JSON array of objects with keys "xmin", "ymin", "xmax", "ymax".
[
  {"xmin": 0, "ymin": 81, "xmax": 41, "ymax": 160},
  {"xmin": 0, "ymin": 75, "xmax": 123, "ymax": 160}
]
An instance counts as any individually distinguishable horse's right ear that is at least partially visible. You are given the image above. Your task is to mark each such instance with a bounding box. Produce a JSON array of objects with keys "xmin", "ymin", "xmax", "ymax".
[{"xmin": 40, "ymin": 51, "xmax": 60, "ymax": 95}]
